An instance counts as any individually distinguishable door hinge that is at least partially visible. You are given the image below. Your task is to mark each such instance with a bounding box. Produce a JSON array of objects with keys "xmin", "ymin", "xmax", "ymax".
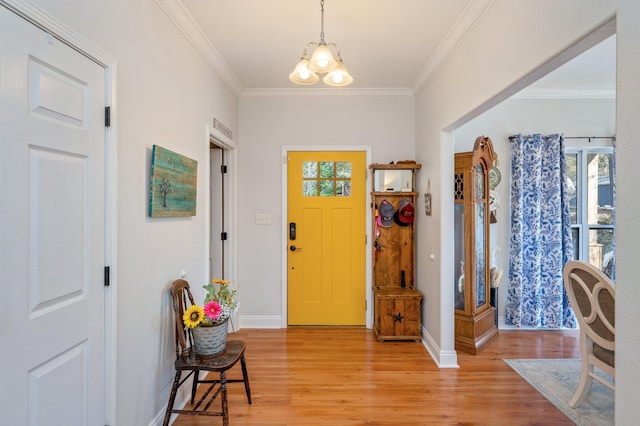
[
  {"xmin": 365, "ymin": 299, "xmax": 367, "ymax": 311},
  {"xmin": 104, "ymin": 106, "xmax": 111, "ymax": 127},
  {"xmin": 104, "ymin": 266, "xmax": 110, "ymax": 287},
  {"xmin": 221, "ymin": 232, "xmax": 228, "ymax": 241},
  {"xmin": 221, "ymin": 165, "xmax": 228, "ymax": 174}
]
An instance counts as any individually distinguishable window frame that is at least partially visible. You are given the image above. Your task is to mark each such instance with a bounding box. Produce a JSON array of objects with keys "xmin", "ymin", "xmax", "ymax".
[{"xmin": 565, "ymin": 146, "xmax": 615, "ymax": 273}]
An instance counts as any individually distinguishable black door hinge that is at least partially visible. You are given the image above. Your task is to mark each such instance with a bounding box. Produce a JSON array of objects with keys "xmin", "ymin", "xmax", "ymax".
[
  {"xmin": 105, "ymin": 106, "xmax": 111, "ymax": 127},
  {"xmin": 221, "ymin": 165, "xmax": 228, "ymax": 174},
  {"xmin": 104, "ymin": 266, "xmax": 110, "ymax": 287},
  {"xmin": 221, "ymin": 232, "xmax": 228, "ymax": 241}
]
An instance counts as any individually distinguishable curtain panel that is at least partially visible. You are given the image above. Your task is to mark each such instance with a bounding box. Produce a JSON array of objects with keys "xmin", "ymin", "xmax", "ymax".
[{"xmin": 505, "ymin": 134, "xmax": 576, "ymax": 328}]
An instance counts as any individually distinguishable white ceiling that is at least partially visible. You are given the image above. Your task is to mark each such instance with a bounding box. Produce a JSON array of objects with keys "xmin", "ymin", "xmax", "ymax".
[
  {"xmin": 175, "ymin": 0, "xmax": 615, "ymax": 95},
  {"xmin": 518, "ymin": 35, "xmax": 616, "ymax": 98}
]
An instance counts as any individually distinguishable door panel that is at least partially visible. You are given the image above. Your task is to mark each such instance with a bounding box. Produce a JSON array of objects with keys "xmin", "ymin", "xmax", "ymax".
[
  {"xmin": 287, "ymin": 151, "xmax": 366, "ymax": 325},
  {"xmin": 0, "ymin": 7, "xmax": 106, "ymax": 424},
  {"xmin": 330, "ymin": 208, "xmax": 353, "ymax": 304},
  {"xmin": 29, "ymin": 149, "xmax": 87, "ymax": 316}
]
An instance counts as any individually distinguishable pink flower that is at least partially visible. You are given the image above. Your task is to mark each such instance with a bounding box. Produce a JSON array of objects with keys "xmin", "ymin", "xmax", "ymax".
[{"xmin": 203, "ymin": 301, "xmax": 222, "ymax": 320}]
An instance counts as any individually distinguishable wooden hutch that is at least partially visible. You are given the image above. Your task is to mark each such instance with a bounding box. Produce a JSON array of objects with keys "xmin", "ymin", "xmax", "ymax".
[{"xmin": 370, "ymin": 162, "xmax": 422, "ymax": 342}]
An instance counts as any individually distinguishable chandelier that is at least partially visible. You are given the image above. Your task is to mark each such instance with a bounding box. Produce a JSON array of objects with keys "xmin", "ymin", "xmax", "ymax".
[{"xmin": 289, "ymin": 0, "xmax": 353, "ymax": 87}]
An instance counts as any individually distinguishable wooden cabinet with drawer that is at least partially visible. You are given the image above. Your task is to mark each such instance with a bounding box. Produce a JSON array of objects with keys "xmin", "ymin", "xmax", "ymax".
[{"xmin": 373, "ymin": 286, "xmax": 422, "ymax": 341}]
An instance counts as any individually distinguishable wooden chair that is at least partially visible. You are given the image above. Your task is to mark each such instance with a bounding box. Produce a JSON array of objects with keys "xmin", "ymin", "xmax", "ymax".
[
  {"xmin": 563, "ymin": 260, "xmax": 615, "ymax": 408},
  {"xmin": 163, "ymin": 279, "xmax": 251, "ymax": 426}
]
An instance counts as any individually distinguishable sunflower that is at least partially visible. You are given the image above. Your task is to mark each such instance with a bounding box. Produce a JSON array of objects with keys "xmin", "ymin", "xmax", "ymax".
[
  {"xmin": 183, "ymin": 305, "xmax": 205, "ymax": 328},
  {"xmin": 212, "ymin": 278, "xmax": 230, "ymax": 285}
]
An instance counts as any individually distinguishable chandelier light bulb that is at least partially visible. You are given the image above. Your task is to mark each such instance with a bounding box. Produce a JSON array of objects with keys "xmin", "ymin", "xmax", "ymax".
[
  {"xmin": 289, "ymin": 58, "xmax": 320, "ymax": 85},
  {"xmin": 308, "ymin": 44, "xmax": 337, "ymax": 73},
  {"xmin": 323, "ymin": 58, "xmax": 353, "ymax": 87}
]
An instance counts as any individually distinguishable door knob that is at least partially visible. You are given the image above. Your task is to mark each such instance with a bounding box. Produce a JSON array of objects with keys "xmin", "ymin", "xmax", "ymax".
[{"xmin": 289, "ymin": 245, "xmax": 302, "ymax": 252}]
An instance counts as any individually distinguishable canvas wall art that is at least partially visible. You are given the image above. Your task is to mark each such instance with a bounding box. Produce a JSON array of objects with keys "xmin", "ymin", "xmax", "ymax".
[{"xmin": 149, "ymin": 145, "xmax": 197, "ymax": 217}]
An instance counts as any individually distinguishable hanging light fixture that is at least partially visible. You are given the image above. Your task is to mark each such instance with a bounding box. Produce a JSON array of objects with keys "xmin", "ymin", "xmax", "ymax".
[{"xmin": 289, "ymin": 0, "xmax": 353, "ymax": 87}]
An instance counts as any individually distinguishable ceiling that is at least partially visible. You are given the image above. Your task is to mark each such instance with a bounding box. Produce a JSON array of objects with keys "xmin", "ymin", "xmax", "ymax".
[
  {"xmin": 517, "ymin": 35, "xmax": 616, "ymax": 98},
  {"xmin": 176, "ymin": 0, "xmax": 615, "ymax": 95}
]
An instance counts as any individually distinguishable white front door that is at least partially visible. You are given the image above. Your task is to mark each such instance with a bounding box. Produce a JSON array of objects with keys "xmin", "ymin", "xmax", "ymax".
[{"xmin": 0, "ymin": 7, "xmax": 107, "ymax": 425}]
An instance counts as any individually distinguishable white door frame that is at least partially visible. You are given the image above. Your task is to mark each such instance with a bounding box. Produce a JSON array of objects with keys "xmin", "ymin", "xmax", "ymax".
[
  {"xmin": 0, "ymin": 0, "xmax": 118, "ymax": 423},
  {"xmin": 281, "ymin": 145, "xmax": 373, "ymax": 329},
  {"xmin": 207, "ymin": 125, "xmax": 239, "ymax": 321}
]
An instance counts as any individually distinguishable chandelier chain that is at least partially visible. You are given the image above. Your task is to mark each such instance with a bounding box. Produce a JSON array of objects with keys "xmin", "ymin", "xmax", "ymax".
[{"xmin": 319, "ymin": 0, "xmax": 325, "ymax": 43}]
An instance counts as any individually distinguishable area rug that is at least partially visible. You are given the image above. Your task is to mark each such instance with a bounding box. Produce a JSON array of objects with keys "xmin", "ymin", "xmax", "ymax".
[{"xmin": 504, "ymin": 358, "xmax": 614, "ymax": 425}]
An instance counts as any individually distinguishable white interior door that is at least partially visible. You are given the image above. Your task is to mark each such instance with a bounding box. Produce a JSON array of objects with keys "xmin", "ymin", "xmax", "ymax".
[
  {"xmin": 0, "ymin": 7, "xmax": 107, "ymax": 425},
  {"xmin": 210, "ymin": 147, "xmax": 224, "ymax": 280}
]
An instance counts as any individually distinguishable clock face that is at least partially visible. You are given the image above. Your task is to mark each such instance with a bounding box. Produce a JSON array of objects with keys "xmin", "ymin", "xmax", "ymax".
[{"xmin": 489, "ymin": 167, "xmax": 501, "ymax": 189}]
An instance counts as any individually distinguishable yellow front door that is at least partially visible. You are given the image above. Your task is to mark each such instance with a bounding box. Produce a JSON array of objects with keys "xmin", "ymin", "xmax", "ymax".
[{"xmin": 287, "ymin": 151, "xmax": 366, "ymax": 325}]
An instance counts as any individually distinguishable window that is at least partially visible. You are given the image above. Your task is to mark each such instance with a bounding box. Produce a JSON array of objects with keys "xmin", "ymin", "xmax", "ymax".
[
  {"xmin": 302, "ymin": 161, "xmax": 351, "ymax": 196},
  {"xmin": 565, "ymin": 148, "xmax": 615, "ymax": 278}
]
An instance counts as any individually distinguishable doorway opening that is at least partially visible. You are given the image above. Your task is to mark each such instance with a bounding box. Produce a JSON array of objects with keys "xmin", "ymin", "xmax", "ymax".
[
  {"xmin": 447, "ymin": 22, "xmax": 615, "ymax": 341},
  {"xmin": 209, "ymin": 128, "xmax": 239, "ymax": 330},
  {"xmin": 210, "ymin": 141, "xmax": 227, "ymax": 281}
]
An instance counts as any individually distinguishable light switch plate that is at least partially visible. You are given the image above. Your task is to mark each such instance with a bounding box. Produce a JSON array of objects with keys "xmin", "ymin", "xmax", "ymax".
[{"xmin": 255, "ymin": 212, "xmax": 271, "ymax": 225}]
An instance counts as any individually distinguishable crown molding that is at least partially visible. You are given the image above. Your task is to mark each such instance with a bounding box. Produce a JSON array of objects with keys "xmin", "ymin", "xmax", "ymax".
[
  {"xmin": 511, "ymin": 87, "xmax": 616, "ymax": 100},
  {"xmin": 240, "ymin": 87, "xmax": 414, "ymax": 101},
  {"xmin": 412, "ymin": 0, "xmax": 496, "ymax": 95},
  {"xmin": 157, "ymin": 0, "xmax": 497, "ymax": 99},
  {"xmin": 155, "ymin": 0, "xmax": 243, "ymax": 98}
]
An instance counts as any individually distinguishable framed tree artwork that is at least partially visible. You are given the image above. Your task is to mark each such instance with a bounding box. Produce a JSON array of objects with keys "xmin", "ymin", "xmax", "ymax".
[{"xmin": 149, "ymin": 145, "xmax": 197, "ymax": 217}]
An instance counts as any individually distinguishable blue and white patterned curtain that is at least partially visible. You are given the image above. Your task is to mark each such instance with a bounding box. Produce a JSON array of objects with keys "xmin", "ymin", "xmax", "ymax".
[{"xmin": 505, "ymin": 134, "xmax": 576, "ymax": 328}]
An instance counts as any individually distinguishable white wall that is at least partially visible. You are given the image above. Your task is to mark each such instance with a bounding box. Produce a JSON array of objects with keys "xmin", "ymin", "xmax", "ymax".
[
  {"xmin": 614, "ymin": 0, "xmax": 640, "ymax": 423},
  {"xmin": 454, "ymin": 97, "xmax": 615, "ymax": 325},
  {"xmin": 237, "ymin": 91, "xmax": 415, "ymax": 324},
  {"xmin": 21, "ymin": 0, "xmax": 239, "ymax": 424},
  {"xmin": 414, "ymin": 0, "xmax": 616, "ymax": 367}
]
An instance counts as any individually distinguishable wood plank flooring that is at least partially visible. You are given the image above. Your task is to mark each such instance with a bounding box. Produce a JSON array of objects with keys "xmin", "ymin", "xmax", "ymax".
[{"xmin": 172, "ymin": 327, "xmax": 581, "ymax": 425}]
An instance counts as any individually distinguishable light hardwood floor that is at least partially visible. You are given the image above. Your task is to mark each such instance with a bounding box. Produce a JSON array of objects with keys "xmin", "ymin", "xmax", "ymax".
[{"xmin": 172, "ymin": 327, "xmax": 581, "ymax": 425}]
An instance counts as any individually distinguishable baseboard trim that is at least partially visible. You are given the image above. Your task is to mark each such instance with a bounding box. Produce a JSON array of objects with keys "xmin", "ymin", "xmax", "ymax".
[
  {"xmin": 149, "ymin": 374, "xmax": 193, "ymax": 426},
  {"xmin": 421, "ymin": 325, "xmax": 459, "ymax": 368},
  {"xmin": 238, "ymin": 315, "xmax": 282, "ymax": 329}
]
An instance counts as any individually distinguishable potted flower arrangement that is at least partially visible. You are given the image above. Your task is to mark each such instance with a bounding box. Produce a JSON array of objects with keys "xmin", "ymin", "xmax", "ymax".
[{"xmin": 182, "ymin": 278, "xmax": 238, "ymax": 356}]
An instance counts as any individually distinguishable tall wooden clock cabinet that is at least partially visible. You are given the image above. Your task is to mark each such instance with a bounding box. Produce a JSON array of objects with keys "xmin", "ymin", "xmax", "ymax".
[{"xmin": 454, "ymin": 136, "xmax": 498, "ymax": 354}]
